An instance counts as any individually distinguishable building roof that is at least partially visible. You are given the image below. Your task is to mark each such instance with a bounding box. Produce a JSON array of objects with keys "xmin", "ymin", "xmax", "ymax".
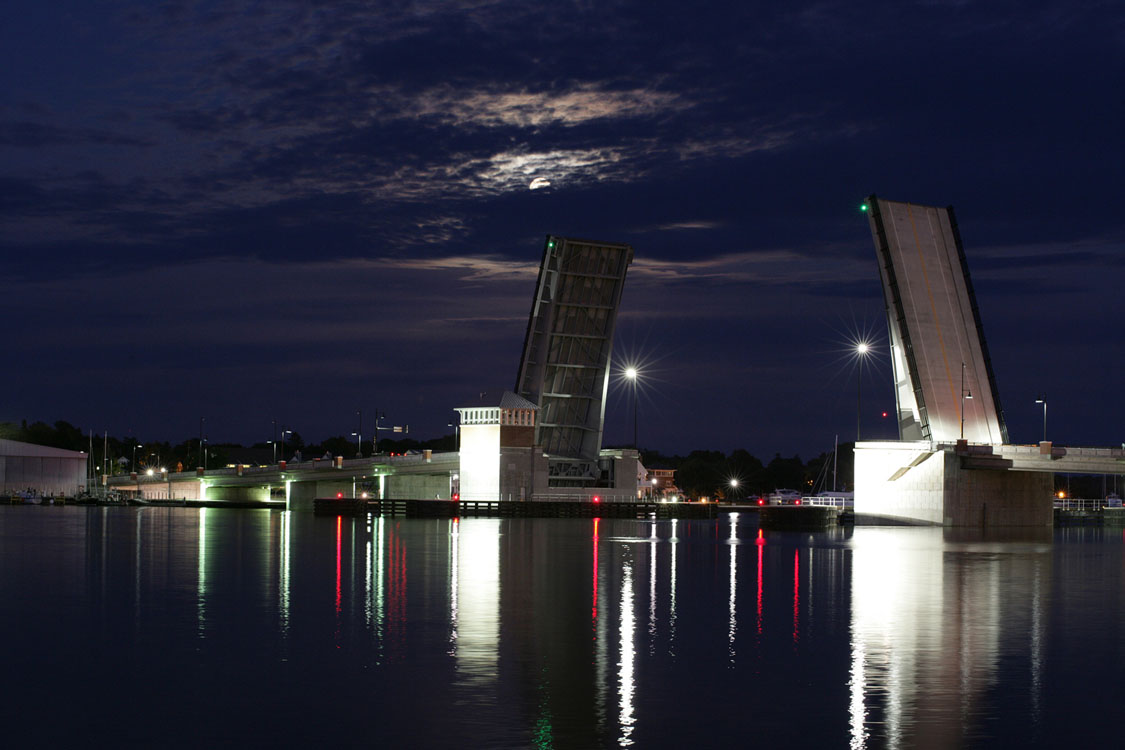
[
  {"xmin": 0, "ymin": 438, "xmax": 87, "ymax": 459},
  {"xmin": 457, "ymin": 390, "xmax": 538, "ymax": 411},
  {"xmin": 499, "ymin": 391, "xmax": 538, "ymax": 410}
]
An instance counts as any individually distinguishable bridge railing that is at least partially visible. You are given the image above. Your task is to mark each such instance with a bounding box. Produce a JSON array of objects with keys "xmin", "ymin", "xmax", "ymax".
[
  {"xmin": 1053, "ymin": 498, "xmax": 1109, "ymax": 512},
  {"xmin": 802, "ymin": 495, "xmax": 854, "ymax": 509}
]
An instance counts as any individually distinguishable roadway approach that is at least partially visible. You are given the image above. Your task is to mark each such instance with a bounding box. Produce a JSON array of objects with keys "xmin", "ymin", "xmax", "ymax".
[
  {"xmin": 858, "ymin": 196, "xmax": 1123, "ymax": 526},
  {"xmin": 108, "ymin": 451, "xmax": 460, "ymax": 509}
]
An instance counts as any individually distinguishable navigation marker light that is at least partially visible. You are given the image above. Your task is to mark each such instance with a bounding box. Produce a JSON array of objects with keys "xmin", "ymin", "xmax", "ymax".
[{"xmin": 860, "ymin": 203, "xmax": 869, "ymax": 212}]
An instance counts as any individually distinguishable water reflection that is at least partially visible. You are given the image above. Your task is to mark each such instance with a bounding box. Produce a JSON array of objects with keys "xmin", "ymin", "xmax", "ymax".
[
  {"xmin": 8, "ymin": 507, "xmax": 1108, "ymax": 747},
  {"xmin": 618, "ymin": 559, "xmax": 635, "ymax": 746},
  {"xmin": 848, "ymin": 527, "xmax": 1052, "ymax": 748},
  {"xmin": 728, "ymin": 512, "xmax": 738, "ymax": 663},
  {"xmin": 454, "ymin": 518, "xmax": 500, "ymax": 687}
]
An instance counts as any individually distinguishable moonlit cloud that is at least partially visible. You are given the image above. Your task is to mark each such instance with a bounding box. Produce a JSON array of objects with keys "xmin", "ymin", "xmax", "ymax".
[{"xmin": 399, "ymin": 85, "xmax": 689, "ymax": 129}]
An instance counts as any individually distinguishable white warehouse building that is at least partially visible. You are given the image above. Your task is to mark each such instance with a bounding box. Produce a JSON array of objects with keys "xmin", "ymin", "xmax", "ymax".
[{"xmin": 0, "ymin": 438, "xmax": 88, "ymax": 497}]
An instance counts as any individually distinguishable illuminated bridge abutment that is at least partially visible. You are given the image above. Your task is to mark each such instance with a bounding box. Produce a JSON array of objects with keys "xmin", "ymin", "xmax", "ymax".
[{"xmin": 855, "ymin": 441, "xmax": 1055, "ymax": 527}]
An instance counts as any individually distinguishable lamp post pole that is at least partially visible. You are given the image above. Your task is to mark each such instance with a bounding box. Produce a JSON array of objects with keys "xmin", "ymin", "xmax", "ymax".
[
  {"xmin": 199, "ymin": 418, "xmax": 205, "ymax": 469},
  {"xmin": 855, "ymin": 343, "xmax": 869, "ymax": 441},
  {"xmin": 960, "ymin": 362, "xmax": 974, "ymax": 440},
  {"xmin": 625, "ymin": 367, "xmax": 638, "ymax": 450},
  {"xmin": 133, "ymin": 442, "xmax": 142, "ymax": 472},
  {"xmin": 1035, "ymin": 398, "xmax": 1047, "ymax": 441}
]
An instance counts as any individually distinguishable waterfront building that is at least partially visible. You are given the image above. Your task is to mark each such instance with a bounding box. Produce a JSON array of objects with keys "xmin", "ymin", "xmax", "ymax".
[{"xmin": 0, "ymin": 438, "xmax": 87, "ymax": 497}]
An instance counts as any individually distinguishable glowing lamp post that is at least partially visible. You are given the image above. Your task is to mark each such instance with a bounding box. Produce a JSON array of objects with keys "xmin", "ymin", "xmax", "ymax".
[
  {"xmin": 1035, "ymin": 397, "xmax": 1047, "ymax": 442},
  {"xmin": 625, "ymin": 366, "xmax": 638, "ymax": 450},
  {"xmin": 729, "ymin": 478, "xmax": 739, "ymax": 504},
  {"xmin": 855, "ymin": 342, "xmax": 870, "ymax": 441}
]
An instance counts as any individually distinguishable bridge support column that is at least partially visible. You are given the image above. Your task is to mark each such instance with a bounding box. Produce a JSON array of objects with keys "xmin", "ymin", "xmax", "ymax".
[{"xmin": 855, "ymin": 441, "xmax": 1053, "ymax": 527}]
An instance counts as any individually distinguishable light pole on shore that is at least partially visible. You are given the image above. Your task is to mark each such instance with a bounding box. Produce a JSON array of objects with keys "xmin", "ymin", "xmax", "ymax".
[
  {"xmin": 1035, "ymin": 397, "xmax": 1047, "ymax": 441},
  {"xmin": 855, "ymin": 343, "xmax": 870, "ymax": 441},
  {"xmin": 960, "ymin": 361, "xmax": 973, "ymax": 440},
  {"xmin": 625, "ymin": 367, "xmax": 638, "ymax": 450}
]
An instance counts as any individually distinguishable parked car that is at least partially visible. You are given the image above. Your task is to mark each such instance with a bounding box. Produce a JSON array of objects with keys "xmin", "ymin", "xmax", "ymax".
[{"xmin": 768, "ymin": 489, "xmax": 802, "ymax": 505}]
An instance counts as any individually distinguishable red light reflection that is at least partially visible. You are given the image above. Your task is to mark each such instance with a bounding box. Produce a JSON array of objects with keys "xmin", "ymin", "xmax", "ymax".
[
  {"xmin": 792, "ymin": 548, "xmax": 800, "ymax": 645},
  {"xmin": 756, "ymin": 529, "xmax": 764, "ymax": 635},
  {"xmin": 592, "ymin": 518, "xmax": 600, "ymax": 627},
  {"xmin": 335, "ymin": 515, "xmax": 342, "ymax": 616}
]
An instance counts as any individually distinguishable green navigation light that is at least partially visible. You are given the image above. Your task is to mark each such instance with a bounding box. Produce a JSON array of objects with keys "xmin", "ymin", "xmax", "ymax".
[
  {"xmin": 860, "ymin": 203, "xmax": 869, "ymax": 212},
  {"xmin": 547, "ymin": 239, "xmax": 556, "ymax": 249}
]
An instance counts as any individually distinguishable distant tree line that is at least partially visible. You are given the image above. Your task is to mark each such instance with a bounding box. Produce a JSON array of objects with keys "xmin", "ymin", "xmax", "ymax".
[{"xmin": 635, "ymin": 446, "xmax": 855, "ymax": 499}]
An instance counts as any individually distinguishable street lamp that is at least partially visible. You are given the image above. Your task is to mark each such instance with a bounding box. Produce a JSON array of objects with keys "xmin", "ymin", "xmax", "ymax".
[
  {"xmin": 281, "ymin": 429, "xmax": 293, "ymax": 462},
  {"xmin": 355, "ymin": 409, "xmax": 363, "ymax": 457},
  {"xmin": 855, "ymin": 342, "xmax": 870, "ymax": 440},
  {"xmin": 729, "ymin": 478, "xmax": 739, "ymax": 503},
  {"xmin": 960, "ymin": 361, "xmax": 973, "ymax": 440},
  {"xmin": 132, "ymin": 442, "xmax": 143, "ymax": 471},
  {"xmin": 1035, "ymin": 397, "xmax": 1047, "ymax": 442},
  {"xmin": 625, "ymin": 367, "xmax": 638, "ymax": 450}
]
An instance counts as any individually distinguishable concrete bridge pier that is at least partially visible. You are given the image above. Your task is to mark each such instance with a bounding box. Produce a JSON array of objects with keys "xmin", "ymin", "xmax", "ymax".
[{"xmin": 855, "ymin": 441, "xmax": 1053, "ymax": 527}]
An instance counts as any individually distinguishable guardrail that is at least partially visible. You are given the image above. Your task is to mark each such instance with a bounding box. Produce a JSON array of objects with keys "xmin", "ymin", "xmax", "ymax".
[
  {"xmin": 802, "ymin": 495, "xmax": 854, "ymax": 509},
  {"xmin": 1054, "ymin": 498, "xmax": 1118, "ymax": 511}
]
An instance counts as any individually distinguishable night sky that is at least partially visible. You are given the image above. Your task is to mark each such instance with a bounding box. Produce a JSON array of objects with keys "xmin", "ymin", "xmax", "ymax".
[{"xmin": 2, "ymin": 1, "xmax": 1121, "ymax": 458}]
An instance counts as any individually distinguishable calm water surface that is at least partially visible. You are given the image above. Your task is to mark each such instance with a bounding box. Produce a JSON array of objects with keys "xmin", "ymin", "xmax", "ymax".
[{"xmin": 1, "ymin": 507, "xmax": 1123, "ymax": 747}]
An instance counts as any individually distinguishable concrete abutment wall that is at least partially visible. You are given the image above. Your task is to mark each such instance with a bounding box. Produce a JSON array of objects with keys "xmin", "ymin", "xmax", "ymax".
[{"xmin": 855, "ymin": 442, "xmax": 1053, "ymax": 527}]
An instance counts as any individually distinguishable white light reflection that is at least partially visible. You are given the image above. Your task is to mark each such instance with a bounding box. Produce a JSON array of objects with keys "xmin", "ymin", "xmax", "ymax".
[
  {"xmin": 455, "ymin": 519, "xmax": 500, "ymax": 688},
  {"xmin": 449, "ymin": 518, "xmax": 460, "ymax": 651},
  {"xmin": 279, "ymin": 510, "xmax": 290, "ymax": 637},
  {"xmin": 197, "ymin": 507, "xmax": 207, "ymax": 636},
  {"xmin": 648, "ymin": 521, "xmax": 657, "ymax": 656},
  {"xmin": 669, "ymin": 519, "xmax": 677, "ymax": 655},
  {"xmin": 848, "ymin": 528, "xmax": 1036, "ymax": 749},
  {"xmin": 849, "ymin": 638, "xmax": 867, "ymax": 750},
  {"xmin": 370, "ymin": 516, "xmax": 385, "ymax": 659},
  {"xmin": 618, "ymin": 560, "xmax": 636, "ymax": 747},
  {"xmin": 728, "ymin": 513, "xmax": 738, "ymax": 663}
]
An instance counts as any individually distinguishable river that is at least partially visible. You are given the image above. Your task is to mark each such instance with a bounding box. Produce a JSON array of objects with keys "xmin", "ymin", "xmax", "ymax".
[{"xmin": 1, "ymin": 507, "xmax": 1121, "ymax": 747}]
